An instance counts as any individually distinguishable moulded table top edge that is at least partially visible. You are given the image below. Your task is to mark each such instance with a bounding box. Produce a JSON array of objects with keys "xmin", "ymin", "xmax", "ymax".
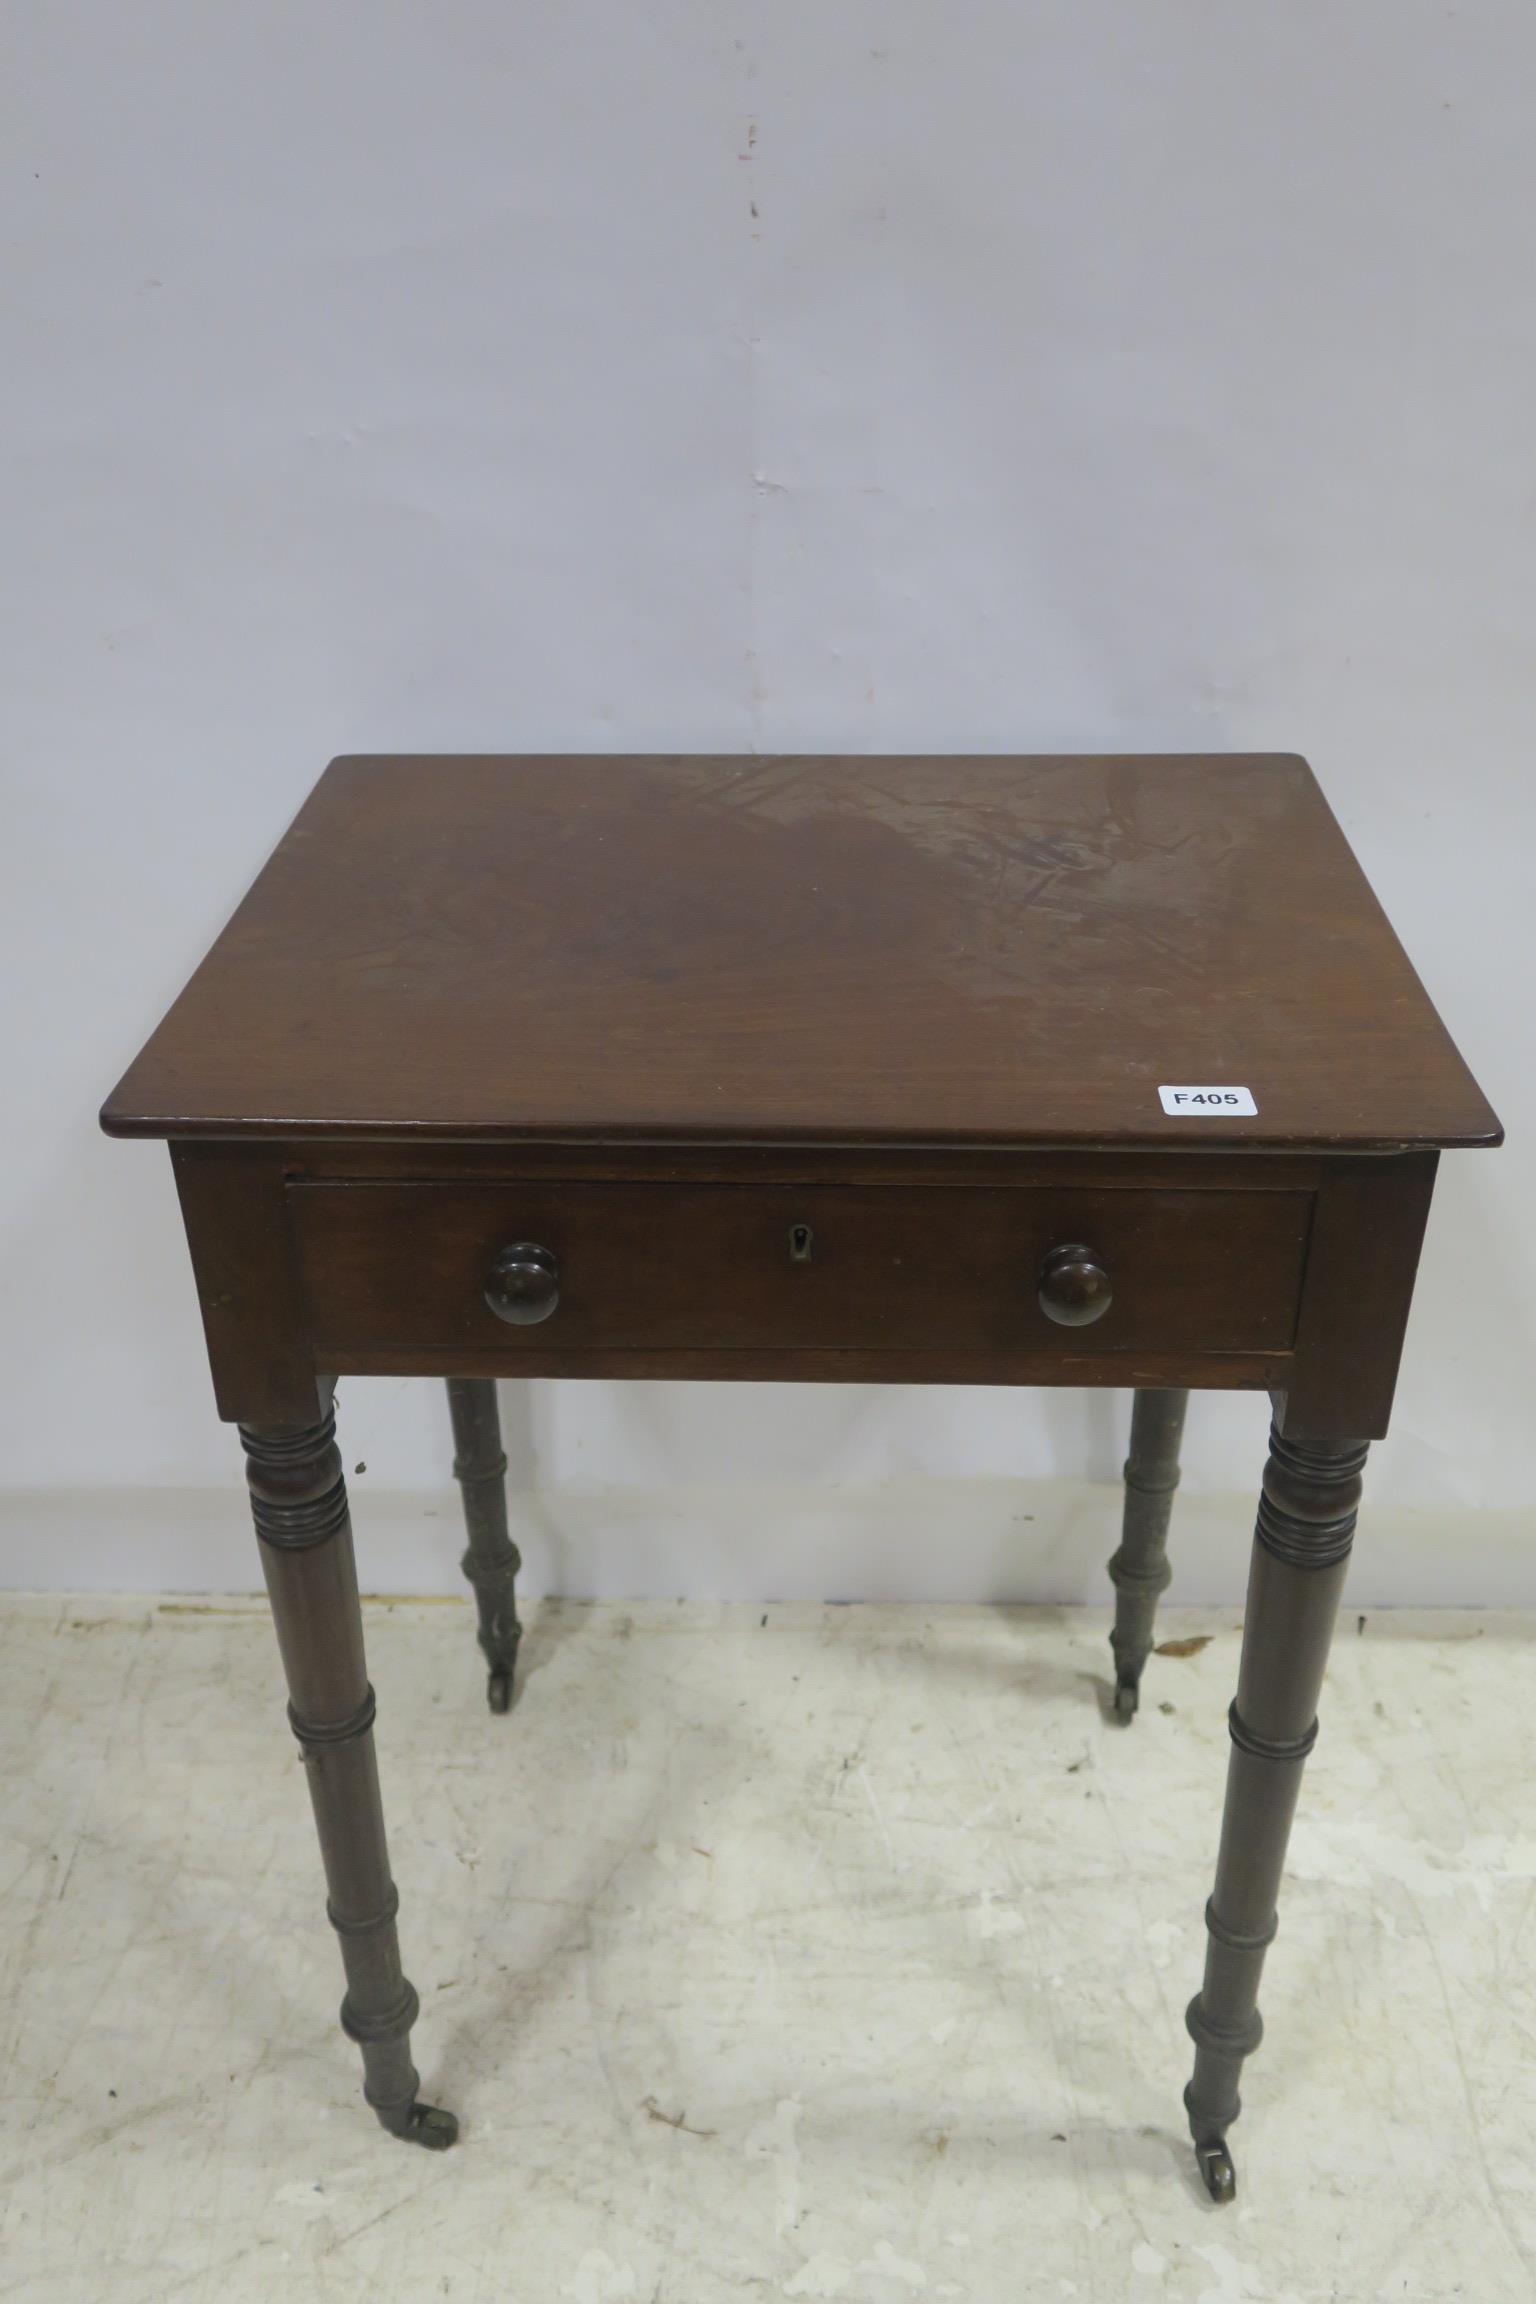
[
  {"xmin": 100, "ymin": 752, "xmax": 1503, "ymax": 1155},
  {"xmin": 100, "ymin": 1116, "xmax": 1502, "ymax": 1154}
]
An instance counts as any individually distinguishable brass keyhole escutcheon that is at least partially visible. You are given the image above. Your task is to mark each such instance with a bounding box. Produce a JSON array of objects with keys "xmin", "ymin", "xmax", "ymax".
[{"xmin": 789, "ymin": 1222, "xmax": 814, "ymax": 1264}]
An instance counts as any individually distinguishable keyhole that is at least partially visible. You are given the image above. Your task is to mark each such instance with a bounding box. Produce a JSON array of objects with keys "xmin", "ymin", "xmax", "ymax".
[{"xmin": 789, "ymin": 1222, "xmax": 814, "ymax": 1264}]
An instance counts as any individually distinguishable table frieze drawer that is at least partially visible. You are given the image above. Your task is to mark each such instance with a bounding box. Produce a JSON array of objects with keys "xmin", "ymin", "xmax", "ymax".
[{"xmin": 288, "ymin": 1181, "xmax": 1313, "ymax": 1360}]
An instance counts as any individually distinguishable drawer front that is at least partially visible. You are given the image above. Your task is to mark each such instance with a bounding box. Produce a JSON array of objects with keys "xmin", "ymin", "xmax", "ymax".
[{"xmin": 289, "ymin": 1181, "xmax": 1312, "ymax": 1360}]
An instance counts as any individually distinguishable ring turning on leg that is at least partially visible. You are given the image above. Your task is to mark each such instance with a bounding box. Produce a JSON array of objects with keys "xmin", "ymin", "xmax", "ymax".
[
  {"xmin": 243, "ymin": 1407, "xmax": 458, "ymax": 2147},
  {"xmin": 1108, "ymin": 1388, "xmax": 1188, "ymax": 1718},
  {"xmin": 1183, "ymin": 1422, "xmax": 1367, "ymax": 2199},
  {"xmin": 446, "ymin": 1377, "xmax": 523, "ymax": 1712}
]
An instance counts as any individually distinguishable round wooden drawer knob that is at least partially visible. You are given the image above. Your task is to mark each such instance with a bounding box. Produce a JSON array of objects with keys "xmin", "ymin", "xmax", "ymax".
[
  {"xmin": 484, "ymin": 1242, "xmax": 560, "ymax": 1325},
  {"xmin": 1037, "ymin": 1241, "xmax": 1113, "ymax": 1327}
]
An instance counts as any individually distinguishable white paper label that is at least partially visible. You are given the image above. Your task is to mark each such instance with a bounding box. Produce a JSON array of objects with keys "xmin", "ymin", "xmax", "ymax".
[{"xmin": 1159, "ymin": 1085, "xmax": 1258, "ymax": 1117}]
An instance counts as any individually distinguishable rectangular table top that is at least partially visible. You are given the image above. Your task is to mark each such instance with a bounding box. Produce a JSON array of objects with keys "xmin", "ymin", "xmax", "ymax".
[{"xmin": 101, "ymin": 753, "xmax": 1499, "ymax": 1154}]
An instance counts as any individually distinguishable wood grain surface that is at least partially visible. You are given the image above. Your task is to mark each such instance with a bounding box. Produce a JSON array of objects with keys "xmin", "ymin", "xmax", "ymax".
[
  {"xmin": 289, "ymin": 1177, "xmax": 1313, "ymax": 1361},
  {"xmin": 102, "ymin": 754, "xmax": 1500, "ymax": 1152}
]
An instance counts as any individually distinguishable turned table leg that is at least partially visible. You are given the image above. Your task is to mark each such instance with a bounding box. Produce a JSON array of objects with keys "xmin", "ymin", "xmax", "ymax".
[
  {"xmin": 1183, "ymin": 1421, "xmax": 1366, "ymax": 2201},
  {"xmin": 243, "ymin": 1405, "xmax": 457, "ymax": 2148},
  {"xmin": 445, "ymin": 1377, "xmax": 523, "ymax": 1712},
  {"xmin": 1108, "ymin": 1387, "xmax": 1188, "ymax": 1719}
]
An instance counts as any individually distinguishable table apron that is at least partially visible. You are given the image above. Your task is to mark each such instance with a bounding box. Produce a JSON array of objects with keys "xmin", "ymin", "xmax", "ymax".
[{"xmin": 169, "ymin": 1147, "xmax": 1438, "ymax": 1433}]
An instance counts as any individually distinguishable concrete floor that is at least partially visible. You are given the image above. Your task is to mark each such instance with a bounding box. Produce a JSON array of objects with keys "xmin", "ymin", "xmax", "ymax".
[{"xmin": 3, "ymin": 1597, "xmax": 1535, "ymax": 2301}]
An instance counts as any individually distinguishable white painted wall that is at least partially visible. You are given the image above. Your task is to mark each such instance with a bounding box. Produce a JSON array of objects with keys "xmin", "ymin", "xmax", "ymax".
[{"xmin": 3, "ymin": 3, "xmax": 1533, "ymax": 1596}]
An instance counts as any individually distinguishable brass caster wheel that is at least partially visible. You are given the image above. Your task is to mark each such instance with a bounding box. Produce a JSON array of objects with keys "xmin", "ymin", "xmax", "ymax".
[
  {"xmin": 378, "ymin": 2099, "xmax": 460, "ymax": 2150},
  {"xmin": 1194, "ymin": 2134, "xmax": 1236, "ymax": 2203},
  {"xmin": 479, "ymin": 1622, "xmax": 520, "ymax": 1714}
]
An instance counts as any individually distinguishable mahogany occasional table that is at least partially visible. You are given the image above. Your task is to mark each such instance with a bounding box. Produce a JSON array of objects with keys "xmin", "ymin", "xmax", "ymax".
[{"xmin": 101, "ymin": 754, "xmax": 1500, "ymax": 2201}]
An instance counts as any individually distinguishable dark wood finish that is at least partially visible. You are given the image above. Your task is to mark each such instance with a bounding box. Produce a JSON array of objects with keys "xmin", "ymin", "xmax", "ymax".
[
  {"xmin": 242, "ymin": 1405, "xmax": 455, "ymax": 2149},
  {"xmin": 1183, "ymin": 1422, "xmax": 1368, "ymax": 2201},
  {"xmin": 329, "ymin": 1342, "xmax": 1290, "ymax": 1391},
  {"xmin": 483, "ymin": 1243, "xmax": 561, "ymax": 1327},
  {"xmin": 445, "ymin": 1378, "xmax": 522, "ymax": 1713},
  {"xmin": 101, "ymin": 754, "xmax": 1499, "ymax": 1154},
  {"xmin": 1037, "ymin": 1241, "xmax": 1114, "ymax": 1327},
  {"xmin": 166, "ymin": 1141, "xmax": 1322, "ymax": 1418},
  {"xmin": 171, "ymin": 1145, "xmax": 320, "ymax": 1426},
  {"xmin": 1108, "ymin": 1388, "xmax": 1188, "ymax": 1718},
  {"xmin": 1284, "ymin": 1152, "xmax": 1439, "ymax": 1440},
  {"xmin": 100, "ymin": 754, "xmax": 1501, "ymax": 2192},
  {"xmin": 281, "ymin": 1143, "xmax": 1329, "ymax": 1189},
  {"xmin": 287, "ymin": 1179, "xmax": 1313, "ymax": 1363}
]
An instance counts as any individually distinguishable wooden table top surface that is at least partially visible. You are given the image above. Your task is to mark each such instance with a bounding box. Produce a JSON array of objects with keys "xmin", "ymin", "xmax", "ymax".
[{"xmin": 101, "ymin": 754, "xmax": 1499, "ymax": 1154}]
